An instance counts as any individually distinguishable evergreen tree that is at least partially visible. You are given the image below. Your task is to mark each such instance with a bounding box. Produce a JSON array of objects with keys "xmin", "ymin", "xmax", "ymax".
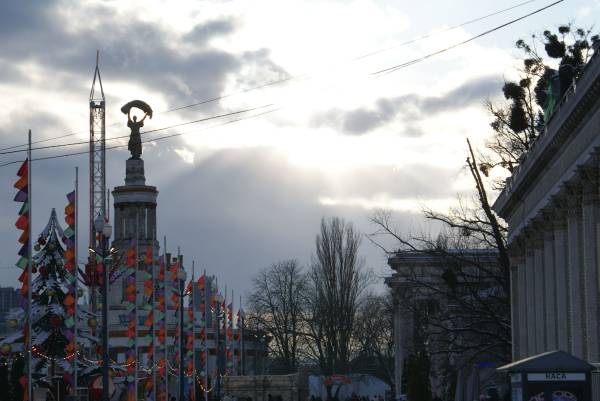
[
  {"xmin": 9, "ymin": 354, "xmax": 24, "ymax": 401},
  {"xmin": 30, "ymin": 209, "xmax": 70, "ymax": 372},
  {"xmin": 0, "ymin": 358, "xmax": 9, "ymax": 396},
  {"xmin": 406, "ymin": 351, "xmax": 431, "ymax": 401}
]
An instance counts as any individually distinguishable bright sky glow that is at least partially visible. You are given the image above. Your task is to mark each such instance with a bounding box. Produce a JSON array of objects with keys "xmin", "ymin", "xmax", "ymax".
[{"xmin": 0, "ymin": 0, "xmax": 597, "ymax": 292}]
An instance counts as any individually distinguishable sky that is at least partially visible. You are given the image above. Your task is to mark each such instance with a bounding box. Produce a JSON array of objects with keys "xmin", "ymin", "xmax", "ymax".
[{"xmin": 0, "ymin": 0, "xmax": 597, "ymax": 300}]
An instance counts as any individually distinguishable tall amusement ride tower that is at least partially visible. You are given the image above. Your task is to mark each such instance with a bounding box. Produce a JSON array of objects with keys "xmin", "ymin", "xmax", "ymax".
[{"xmin": 89, "ymin": 52, "xmax": 106, "ymax": 311}]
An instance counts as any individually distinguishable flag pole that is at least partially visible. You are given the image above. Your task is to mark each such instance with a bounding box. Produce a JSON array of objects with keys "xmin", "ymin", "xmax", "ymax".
[
  {"xmin": 177, "ymin": 246, "xmax": 183, "ymax": 401},
  {"xmin": 224, "ymin": 285, "xmax": 227, "ymax": 377},
  {"xmin": 27, "ymin": 129, "xmax": 33, "ymax": 401},
  {"xmin": 163, "ymin": 235, "xmax": 169, "ymax": 401},
  {"xmin": 215, "ymin": 277, "xmax": 220, "ymax": 400},
  {"xmin": 204, "ymin": 270, "xmax": 209, "ymax": 401},
  {"xmin": 74, "ymin": 166, "xmax": 79, "ymax": 397},
  {"xmin": 152, "ymin": 230, "xmax": 157, "ymax": 401},
  {"xmin": 135, "ymin": 212, "xmax": 139, "ymax": 401},
  {"xmin": 239, "ymin": 295, "xmax": 241, "ymax": 376},
  {"xmin": 192, "ymin": 261, "xmax": 196, "ymax": 401},
  {"xmin": 229, "ymin": 288, "xmax": 237, "ymax": 376}
]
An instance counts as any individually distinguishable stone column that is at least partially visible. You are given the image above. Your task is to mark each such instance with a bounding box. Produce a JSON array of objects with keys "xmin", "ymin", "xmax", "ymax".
[
  {"xmin": 525, "ymin": 244, "xmax": 536, "ymax": 354},
  {"xmin": 509, "ymin": 254, "xmax": 521, "ymax": 359},
  {"xmin": 566, "ymin": 184, "xmax": 585, "ymax": 358},
  {"xmin": 533, "ymin": 230, "xmax": 546, "ymax": 353},
  {"xmin": 393, "ymin": 296, "xmax": 404, "ymax": 400},
  {"xmin": 138, "ymin": 205, "xmax": 145, "ymax": 239},
  {"xmin": 516, "ymin": 260, "xmax": 528, "ymax": 357},
  {"xmin": 516, "ymin": 248, "xmax": 528, "ymax": 357},
  {"xmin": 581, "ymin": 166, "xmax": 600, "ymax": 362},
  {"xmin": 552, "ymin": 199, "xmax": 570, "ymax": 352},
  {"xmin": 542, "ymin": 216, "xmax": 557, "ymax": 351},
  {"xmin": 149, "ymin": 205, "xmax": 157, "ymax": 241}
]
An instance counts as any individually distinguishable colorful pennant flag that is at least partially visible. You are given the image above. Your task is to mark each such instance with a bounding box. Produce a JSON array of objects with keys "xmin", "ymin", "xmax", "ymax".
[
  {"xmin": 14, "ymin": 159, "xmax": 30, "ymax": 399},
  {"xmin": 123, "ymin": 239, "xmax": 137, "ymax": 401},
  {"xmin": 62, "ymin": 190, "xmax": 77, "ymax": 389}
]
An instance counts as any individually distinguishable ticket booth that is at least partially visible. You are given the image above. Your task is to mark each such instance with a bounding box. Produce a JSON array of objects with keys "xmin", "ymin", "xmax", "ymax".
[{"xmin": 498, "ymin": 351, "xmax": 594, "ymax": 401}]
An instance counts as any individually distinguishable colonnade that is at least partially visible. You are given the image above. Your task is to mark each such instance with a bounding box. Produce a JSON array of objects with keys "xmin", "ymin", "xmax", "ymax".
[{"xmin": 510, "ymin": 166, "xmax": 600, "ymax": 363}]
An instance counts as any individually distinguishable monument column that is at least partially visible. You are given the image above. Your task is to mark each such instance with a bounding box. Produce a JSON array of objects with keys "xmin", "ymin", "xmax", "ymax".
[{"xmin": 112, "ymin": 158, "xmax": 159, "ymax": 255}]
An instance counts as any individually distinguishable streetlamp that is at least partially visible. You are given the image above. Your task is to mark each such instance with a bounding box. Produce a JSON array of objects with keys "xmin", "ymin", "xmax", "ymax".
[
  {"xmin": 94, "ymin": 214, "xmax": 112, "ymax": 401},
  {"xmin": 177, "ymin": 268, "xmax": 187, "ymax": 401}
]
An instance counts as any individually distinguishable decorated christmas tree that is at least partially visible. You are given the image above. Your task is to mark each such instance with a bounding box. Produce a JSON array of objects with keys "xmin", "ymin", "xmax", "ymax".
[{"xmin": 30, "ymin": 209, "xmax": 70, "ymax": 372}]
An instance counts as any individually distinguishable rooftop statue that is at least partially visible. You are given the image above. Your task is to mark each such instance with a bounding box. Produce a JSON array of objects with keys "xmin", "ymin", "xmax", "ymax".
[{"xmin": 121, "ymin": 100, "xmax": 153, "ymax": 160}]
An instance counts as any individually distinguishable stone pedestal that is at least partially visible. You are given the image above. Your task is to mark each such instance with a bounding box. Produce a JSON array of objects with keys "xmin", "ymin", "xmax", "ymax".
[
  {"xmin": 110, "ymin": 158, "xmax": 159, "ymax": 305},
  {"xmin": 124, "ymin": 158, "xmax": 146, "ymax": 186},
  {"xmin": 112, "ymin": 158, "xmax": 159, "ymax": 247}
]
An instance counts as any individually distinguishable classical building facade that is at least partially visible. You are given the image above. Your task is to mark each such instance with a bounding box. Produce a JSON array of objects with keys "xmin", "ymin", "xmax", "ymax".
[
  {"xmin": 492, "ymin": 47, "xmax": 600, "ymax": 363},
  {"xmin": 386, "ymin": 249, "xmax": 505, "ymax": 401}
]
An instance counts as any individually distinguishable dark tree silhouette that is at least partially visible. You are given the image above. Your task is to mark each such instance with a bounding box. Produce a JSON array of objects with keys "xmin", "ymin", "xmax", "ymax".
[
  {"xmin": 306, "ymin": 217, "xmax": 370, "ymax": 401},
  {"xmin": 247, "ymin": 259, "xmax": 308, "ymax": 373}
]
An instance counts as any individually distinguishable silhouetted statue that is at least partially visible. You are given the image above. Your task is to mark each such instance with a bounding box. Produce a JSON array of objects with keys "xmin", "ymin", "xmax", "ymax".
[
  {"xmin": 127, "ymin": 111, "xmax": 146, "ymax": 159},
  {"xmin": 121, "ymin": 100, "xmax": 153, "ymax": 160}
]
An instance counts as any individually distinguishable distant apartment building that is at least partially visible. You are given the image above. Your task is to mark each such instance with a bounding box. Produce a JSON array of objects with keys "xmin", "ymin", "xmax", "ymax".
[{"xmin": 0, "ymin": 286, "xmax": 20, "ymax": 334}]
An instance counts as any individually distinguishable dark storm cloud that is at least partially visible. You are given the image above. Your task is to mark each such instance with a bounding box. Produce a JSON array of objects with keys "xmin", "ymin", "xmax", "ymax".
[
  {"xmin": 314, "ymin": 75, "xmax": 502, "ymax": 135},
  {"xmin": 147, "ymin": 147, "xmax": 428, "ymax": 295},
  {"xmin": 184, "ymin": 19, "xmax": 236, "ymax": 43},
  {"xmin": 0, "ymin": 135, "xmax": 453, "ymax": 293},
  {"xmin": 0, "ymin": 1, "xmax": 288, "ymax": 112}
]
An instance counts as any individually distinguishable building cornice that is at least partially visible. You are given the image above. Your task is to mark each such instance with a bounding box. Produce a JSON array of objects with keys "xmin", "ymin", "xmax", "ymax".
[{"xmin": 493, "ymin": 51, "xmax": 600, "ymax": 218}]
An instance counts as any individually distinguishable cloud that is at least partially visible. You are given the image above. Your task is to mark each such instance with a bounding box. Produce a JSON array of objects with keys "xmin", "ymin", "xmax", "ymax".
[
  {"xmin": 0, "ymin": 1, "xmax": 285, "ymax": 115},
  {"xmin": 314, "ymin": 75, "xmax": 502, "ymax": 135},
  {"xmin": 148, "ymin": 147, "xmax": 426, "ymax": 294},
  {"xmin": 183, "ymin": 19, "xmax": 236, "ymax": 44}
]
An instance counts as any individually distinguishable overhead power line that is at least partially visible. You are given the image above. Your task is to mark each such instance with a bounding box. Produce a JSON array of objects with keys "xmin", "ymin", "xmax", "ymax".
[
  {"xmin": 0, "ymin": 104, "xmax": 273, "ymax": 155},
  {"xmin": 0, "ymin": 0, "xmax": 563, "ymax": 167},
  {"xmin": 0, "ymin": 0, "xmax": 542, "ymax": 152},
  {"xmin": 354, "ymin": 0, "xmax": 539, "ymax": 61},
  {"xmin": 0, "ymin": 132, "xmax": 80, "ymax": 153},
  {"xmin": 372, "ymin": 0, "xmax": 564, "ymax": 76},
  {"xmin": 0, "ymin": 107, "xmax": 279, "ymax": 168}
]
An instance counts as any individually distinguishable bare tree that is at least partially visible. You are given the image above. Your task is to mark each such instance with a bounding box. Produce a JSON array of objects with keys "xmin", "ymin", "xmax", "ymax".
[
  {"xmin": 247, "ymin": 259, "xmax": 308, "ymax": 373},
  {"xmin": 352, "ymin": 293, "xmax": 395, "ymax": 389},
  {"xmin": 305, "ymin": 217, "xmax": 371, "ymax": 400},
  {"xmin": 370, "ymin": 153, "xmax": 511, "ymax": 362},
  {"xmin": 367, "ymin": 26, "xmax": 599, "ymax": 371}
]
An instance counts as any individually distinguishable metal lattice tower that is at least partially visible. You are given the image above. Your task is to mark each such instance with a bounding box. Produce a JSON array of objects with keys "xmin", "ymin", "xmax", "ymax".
[{"xmin": 89, "ymin": 51, "xmax": 106, "ymax": 252}]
